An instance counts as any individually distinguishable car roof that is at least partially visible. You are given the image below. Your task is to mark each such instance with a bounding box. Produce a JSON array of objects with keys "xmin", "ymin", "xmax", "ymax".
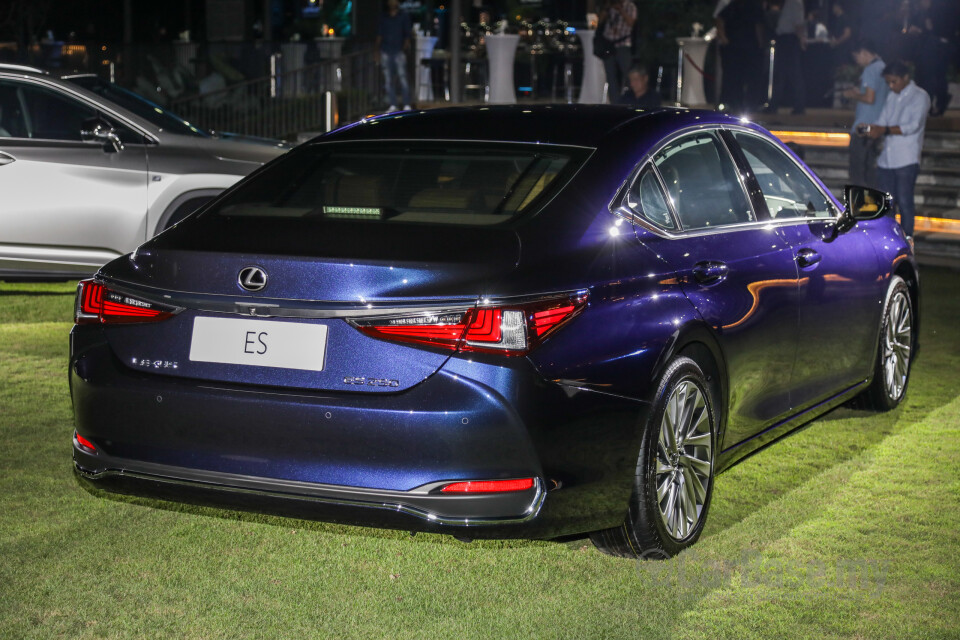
[
  {"xmin": 318, "ymin": 105, "xmax": 747, "ymax": 148},
  {"xmin": 0, "ymin": 63, "xmax": 50, "ymax": 75}
]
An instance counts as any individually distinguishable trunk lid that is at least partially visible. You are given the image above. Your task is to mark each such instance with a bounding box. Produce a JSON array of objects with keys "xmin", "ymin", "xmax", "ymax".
[{"xmin": 97, "ymin": 221, "xmax": 520, "ymax": 393}]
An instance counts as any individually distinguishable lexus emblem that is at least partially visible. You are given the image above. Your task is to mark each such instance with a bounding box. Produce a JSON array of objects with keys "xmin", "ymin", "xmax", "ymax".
[{"xmin": 238, "ymin": 266, "xmax": 268, "ymax": 292}]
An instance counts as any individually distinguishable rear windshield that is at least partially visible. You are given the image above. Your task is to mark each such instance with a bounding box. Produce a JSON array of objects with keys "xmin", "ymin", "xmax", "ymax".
[{"xmin": 204, "ymin": 142, "xmax": 587, "ymax": 226}]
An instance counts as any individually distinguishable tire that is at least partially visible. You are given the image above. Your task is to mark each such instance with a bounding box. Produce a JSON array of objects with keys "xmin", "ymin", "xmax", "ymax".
[
  {"xmin": 859, "ymin": 275, "xmax": 914, "ymax": 411},
  {"xmin": 591, "ymin": 356, "xmax": 717, "ymax": 559}
]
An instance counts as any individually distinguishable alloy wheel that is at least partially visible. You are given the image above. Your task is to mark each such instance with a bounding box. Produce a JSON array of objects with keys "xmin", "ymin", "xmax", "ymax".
[
  {"xmin": 655, "ymin": 379, "xmax": 713, "ymax": 541},
  {"xmin": 883, "ymin": 290, "xmax": 912, "ymax": 402}
]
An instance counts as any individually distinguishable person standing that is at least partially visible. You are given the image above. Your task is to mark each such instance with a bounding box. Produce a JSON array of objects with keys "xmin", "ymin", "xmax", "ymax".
[
  {"xmin": 765, "ymin": 0, "xmax": 806, "ymax": 114},
  {"xmin": 866, "ymin": 61, "xmax": 930, "ymax": 237},
  {"xmin": 905, "ymin": 0, "xmax": 952, "ymax": 116},
  {"xmin": 828, "ymin": 1, "xmax": 853, "ymax": 67},
  {"xmin": 599, "ymin": 0, "xmax": 637, "ymax": 100},
  {"xmin": 844, "ymin": 39, "xmax": 888, "ymax": 189},
  {"xmin": 715, "ymin": 0, "xmax": 765, "ymax": 114},
  {"xmin": 376, "ymin": 0, "xmax": 412, "ymax": 111}
]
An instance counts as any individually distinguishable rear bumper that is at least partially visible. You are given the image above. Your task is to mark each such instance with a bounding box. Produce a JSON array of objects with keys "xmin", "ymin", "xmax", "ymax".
[
  {"xmin": 74, "ymin": 444, "xmax": 544, "ymax": 526},
  {"xmin": 70, "ymin": 329, "xmax": 650, "ymax": 538}
]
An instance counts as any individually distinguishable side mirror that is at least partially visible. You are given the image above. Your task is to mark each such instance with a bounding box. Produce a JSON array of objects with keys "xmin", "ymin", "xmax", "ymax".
[
  {"xmin": 837, "ymin": 184, "xmax": 892, "ymax": 233},
  {"xmin": 81, "ymin": 118, "xmax": 124, "ymax": 153}
]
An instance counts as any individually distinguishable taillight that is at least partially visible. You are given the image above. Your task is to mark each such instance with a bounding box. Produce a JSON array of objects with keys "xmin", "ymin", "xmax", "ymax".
[
  {"xmin": 440, "ymin": 478, "xmax": 536, "ymax": 493},
  {"xmin": 74, "ymin": 431, "xmax": 97, "ymax": 452},
  {"xmin": 75, "ymin": 279, "xmax": 177, "ymax": 325},
  {"xmin": 351, "ymin": 291, "xmax": 587, "ymax": 356}
]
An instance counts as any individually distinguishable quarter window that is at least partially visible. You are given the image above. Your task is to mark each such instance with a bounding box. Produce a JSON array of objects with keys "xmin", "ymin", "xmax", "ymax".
[
  {"xmin": 732, "ymin": 132, "xmax": 836, "ymax": 218},
  {"xmin": 652, "ymin": 132, "xmax": 754, "ymax": 231},
  {"xmin": 625, "ymin": 166, "xmax": 676, "ymax": 230}
]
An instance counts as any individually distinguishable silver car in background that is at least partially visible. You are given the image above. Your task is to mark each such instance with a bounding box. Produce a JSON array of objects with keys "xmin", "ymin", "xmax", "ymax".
[{"xmin": 0, "ymin": 64, "xmax": 288, "ymax": 280}]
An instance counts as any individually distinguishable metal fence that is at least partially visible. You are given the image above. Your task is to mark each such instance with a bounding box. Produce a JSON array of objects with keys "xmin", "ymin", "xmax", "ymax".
[
  {"xmin": 2, "ymin": 39, "xmax": 380, "ymax": 139},
  {"xmin": 167, "ymin": 49, "xmax": 380, "ymax": 140}
]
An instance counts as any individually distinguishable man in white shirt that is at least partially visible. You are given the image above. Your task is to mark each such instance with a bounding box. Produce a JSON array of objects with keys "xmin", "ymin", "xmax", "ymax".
[{"xmin": 866, "ymin": 61, "xmax": 930, "ymax": 237}]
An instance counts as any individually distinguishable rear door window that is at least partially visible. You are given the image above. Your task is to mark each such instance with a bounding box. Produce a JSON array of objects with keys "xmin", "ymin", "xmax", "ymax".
[{"xmin": 652, "ymin": 131, "xmax": 755, "ymax": 231}]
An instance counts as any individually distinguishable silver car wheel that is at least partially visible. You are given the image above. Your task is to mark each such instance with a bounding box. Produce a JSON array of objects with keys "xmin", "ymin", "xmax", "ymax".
[
  {"xmin": 883, "ymin": 289, "xmax": 912, "ymax": 402},
  {"xmin": 655, "ymin": 379, "xmax": 713, "ymax": 541}
]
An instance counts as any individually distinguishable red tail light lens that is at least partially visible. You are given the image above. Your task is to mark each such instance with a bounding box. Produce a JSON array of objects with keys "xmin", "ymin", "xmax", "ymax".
[
  {"xmin": 75, "ymin": 279, "xmax": 177, "ymax": 325},
  {"xmin": 440, "ymin": 478, "xmax": 536, "ymax": 493},
  {"xmin": 351, "ymin": 291, "xmax": 587, "ymax": 356},
  {"xmin": 74, "ymin": 431, "xmax": 97, "ymax": 452}
]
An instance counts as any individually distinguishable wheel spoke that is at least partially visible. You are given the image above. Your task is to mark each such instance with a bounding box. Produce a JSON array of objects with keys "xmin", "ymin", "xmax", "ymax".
[
  {"xmin": 683, "ymin": 464, "xmax": 706, "ymax": 502},
  {"xmin": 895, "ymin": 351, "xmax": 907, "ymax": 382},
  {"xmin": 674, "ymin": 384, "xmax": 692, "ymax": 442},
  {"xmin": 683, "ymin": 431, "xmax": 711, "ymax": 448},
  {"xmin": 664, "ymin": 484, "xmax": 678, "ymax": 535},
  {"xmin": 685, "ymin": 398, "xmax": 707, "ymax": 440},
  {"xmin": 656, "ymin": 474, "xmax": 671, "ymax": 502},
  {"xmin": 675, "ymin": 486, "xmax": 688, "ymax": 538},
  {"xmin": 681, "ymin": 473, "xmax": 698, "ymax": 522},
  {"xmin": 656, "ymin": 458, "xmax": 673, "ymax": 475},
  {"xmin": 681, "ymin": 453, "xmax": 711, "ymax": 476},
  {"xmin": 663, "ymin": 395, "xmax": 679, "ymax": 454}
]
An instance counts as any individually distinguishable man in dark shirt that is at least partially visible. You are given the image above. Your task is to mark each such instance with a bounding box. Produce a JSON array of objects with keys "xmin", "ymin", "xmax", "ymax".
[
  {"xmin": 906, "ymin": 0, "xmax": 952, "ymax": 115},
  {"xmin": 716, "ymin": 0, "xmax": 764, "ymax": 113},
  {"xmin": 375, "ymin": 0, "xmax": 412, "ymax": 110},
  {"xmin": 618, "ymin": 67, "xmax": 662, "ymax": 108},
  {"xmin": 828, "ymin": 1, "xmax": 853, "ymax": 65}
]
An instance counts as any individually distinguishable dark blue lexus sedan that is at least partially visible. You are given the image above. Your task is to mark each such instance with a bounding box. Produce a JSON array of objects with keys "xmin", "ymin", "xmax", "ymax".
[{"xmin": 70, "ymin": 105, "xmax": 917, "ymax": 558}]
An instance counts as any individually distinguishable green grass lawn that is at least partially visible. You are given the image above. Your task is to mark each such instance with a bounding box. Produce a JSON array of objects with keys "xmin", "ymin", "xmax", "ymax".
[{"xmin": 1, "ymin": 271, "xmax": 958, "ymax": 639}]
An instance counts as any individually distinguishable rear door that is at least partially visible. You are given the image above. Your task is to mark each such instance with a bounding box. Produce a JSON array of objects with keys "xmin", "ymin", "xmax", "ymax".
[
  {"xmin": 627, "ymin": 129, "xmax": 802, "ymax": 448},
  {"xmin": 0, "ymin": 77, "xmax": 148, "ymax": 277}
]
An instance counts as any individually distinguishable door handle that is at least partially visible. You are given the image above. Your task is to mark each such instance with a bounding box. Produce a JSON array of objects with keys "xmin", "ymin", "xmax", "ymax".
[
  {"xmin": 692, "ymin": 261, "xmax": 729, "ymax": 284},
  {"xmin": 796, "ymin": 248, "xmax": 822, "ymax": 268},
  {"xmin": 0, "ymin": 151, "xmax": 14, "ymax": 166}
]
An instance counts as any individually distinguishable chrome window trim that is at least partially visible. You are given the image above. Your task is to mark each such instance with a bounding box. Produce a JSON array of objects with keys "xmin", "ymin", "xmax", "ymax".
[
  {"xmin": 612, "ymin": 125, "xmax": 760, "ymax": 237},
  {"xmin": 628, "ymin": 216, "xmax": 841, "ymax": 240},
  {"xmin": 610, "ymin": 122, "xmax": 842, "ymax": 240},
  {"xmin": 612, "ymin": 164, "xmax": 680, "ymax": 232},
  {"xmin": 306, "ymin": 137, "xmax": 597, "ymax": 152}
]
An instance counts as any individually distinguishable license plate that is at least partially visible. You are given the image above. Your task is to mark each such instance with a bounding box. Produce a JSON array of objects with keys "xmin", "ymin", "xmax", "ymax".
[{"xmin": 189, "ymin": 317, "xmax": 327, "ymax": 371}]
